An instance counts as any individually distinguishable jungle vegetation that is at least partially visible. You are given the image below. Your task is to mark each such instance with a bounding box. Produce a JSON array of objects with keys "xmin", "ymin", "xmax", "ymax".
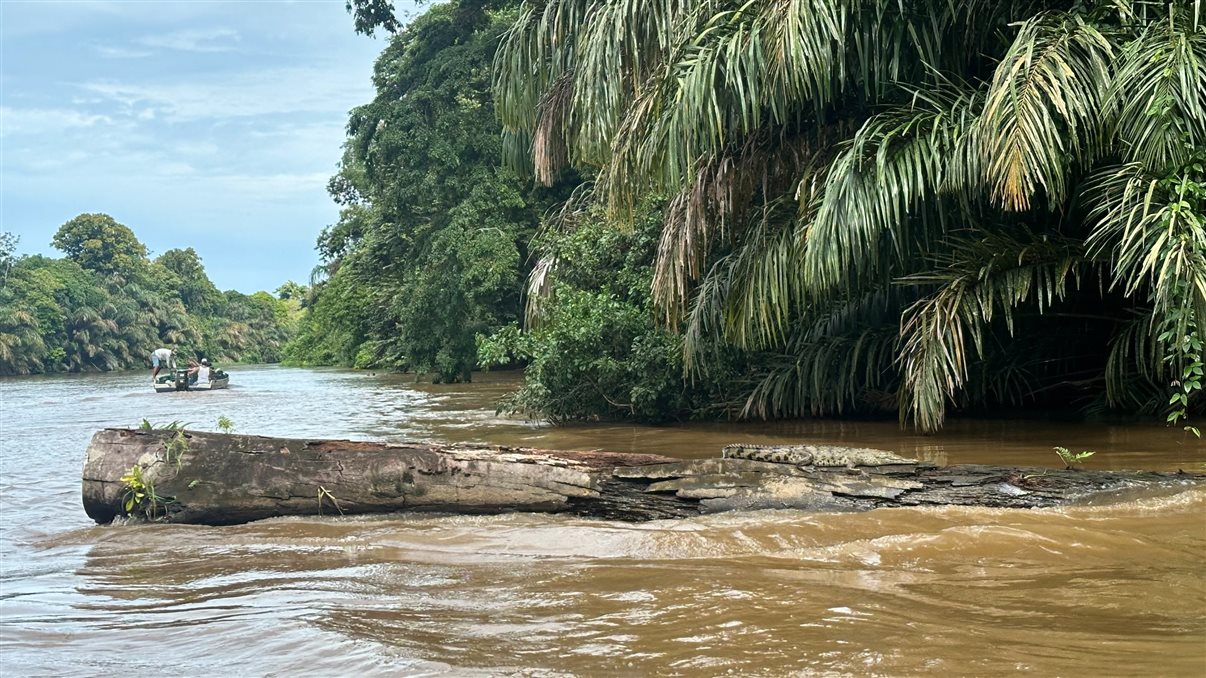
[
  {"xmin": 311, "ymin": 0, "xmax": 1205, "ymax": 431},
  {"xmin": 0, "ymin": 214, "xmax": 301, "ymax": 376},
  {"xmin": 489, "ymin": 0, "xmax": 1205, "ymax": 431},
  {"xmin": 285, "ymin": 2, "xmax": 557, "ymax": 381}
]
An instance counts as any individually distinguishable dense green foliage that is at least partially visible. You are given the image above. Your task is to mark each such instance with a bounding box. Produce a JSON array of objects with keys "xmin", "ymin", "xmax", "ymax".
[
  {"xmin": 287, "ymin": 2, "xmax": 551, "ymax": 381},
  {"xmin": 495, "ymin": 0, "xmax": 1205, "ymax": 430},
  {"xmin": 0, "ymin": 217, "xmax": 300, "ymax": 376},
  {"xmin": 481, "ymin": 196, "xmax": 748, "ymax": 421}
]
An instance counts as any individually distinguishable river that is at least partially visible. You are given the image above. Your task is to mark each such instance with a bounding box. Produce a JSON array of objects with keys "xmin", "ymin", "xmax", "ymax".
[{"xmin": 1, "ymin": 366, "xmax": 1203, "ymax": 675}]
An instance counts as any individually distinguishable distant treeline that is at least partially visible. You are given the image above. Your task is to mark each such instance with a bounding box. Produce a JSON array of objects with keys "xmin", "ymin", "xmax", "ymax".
[{"xmin": 0, "ymin": 214, "xmax": 303, "ymax": 376}]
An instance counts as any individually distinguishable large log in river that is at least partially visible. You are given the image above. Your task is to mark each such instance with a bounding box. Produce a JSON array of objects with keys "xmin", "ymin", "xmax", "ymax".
[{"xmin": 82, "ymin": 428, "xmax": 1205, "ymax": 525}]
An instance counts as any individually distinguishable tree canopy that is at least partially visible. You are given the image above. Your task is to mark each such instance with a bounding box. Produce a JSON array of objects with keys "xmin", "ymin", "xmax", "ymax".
[
  {"xmin": 288, "ymin": 2, "xmax": 557, "ymax": 381},
  {"xmin": 51, "ymin": 213, "xmax": 149, "ymax": 279},
  {"xmin": 156, "ymin": 247, "xmax": 224, "ymax": 313}
]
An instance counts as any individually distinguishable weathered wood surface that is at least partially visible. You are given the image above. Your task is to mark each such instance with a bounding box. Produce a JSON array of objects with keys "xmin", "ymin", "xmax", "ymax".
[{"xmin": 82, "ymin": 429, "xmax": 1206, "ymax": 525}]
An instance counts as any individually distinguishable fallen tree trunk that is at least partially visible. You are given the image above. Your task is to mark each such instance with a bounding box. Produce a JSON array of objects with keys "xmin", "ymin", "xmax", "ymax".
[{"xmin": 82, "ymin": 429, "xmax": 1205, "ymax": 525}]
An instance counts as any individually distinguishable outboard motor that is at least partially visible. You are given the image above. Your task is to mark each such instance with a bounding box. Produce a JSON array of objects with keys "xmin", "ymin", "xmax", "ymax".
[{"xmin": 174, "ymin": 369, "xmax": 189, "ymax": 391}]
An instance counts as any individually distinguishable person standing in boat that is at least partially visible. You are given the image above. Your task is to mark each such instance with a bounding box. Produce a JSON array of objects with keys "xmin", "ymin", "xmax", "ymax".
[{"xmin": 150, "ymin": 347, "xmax": 175, "ymax": 383}]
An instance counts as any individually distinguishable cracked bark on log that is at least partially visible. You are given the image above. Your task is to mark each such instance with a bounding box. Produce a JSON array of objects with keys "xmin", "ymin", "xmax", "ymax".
[{"xmin": 81, "ymin": 429, "xmax": 1205, "ymax": 525}]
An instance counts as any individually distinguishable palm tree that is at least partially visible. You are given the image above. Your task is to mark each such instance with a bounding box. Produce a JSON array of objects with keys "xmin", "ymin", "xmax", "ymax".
[
  {"xmin": 61, "ymin": 305, "xmax": 122, "ymax": 371},
  {"xmin": 495, "ymin": 0, "xmax": 1205, "ymax": 430},
  {"xmin": 0, "ymin": 308, "xmax": 47, "ymax": 375}
]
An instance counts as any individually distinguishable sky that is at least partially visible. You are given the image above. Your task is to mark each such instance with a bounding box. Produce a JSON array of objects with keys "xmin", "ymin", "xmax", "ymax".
[{"xmin": 1, "ymin": 0, "xmax": 420, "ymax": 293}]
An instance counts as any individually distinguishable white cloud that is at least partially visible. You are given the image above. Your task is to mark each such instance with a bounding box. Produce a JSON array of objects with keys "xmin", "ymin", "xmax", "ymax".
[
  {"xmin": 138, "ymin": 27, "xmax": 240, "ymax": 53},
  {"xmin": 0, "ymin": 106, "xmax": 115, "ymax": 137},
  {"xmin": 80, "ymin": 65, "xmax": 371, "ymax": 121},
  {"xmin": 94, "ymin": 45, "xmax": 153, "ymax": 59}
]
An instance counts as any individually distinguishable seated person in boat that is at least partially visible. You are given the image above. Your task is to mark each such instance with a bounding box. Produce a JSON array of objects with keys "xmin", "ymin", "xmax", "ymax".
[
  {"xmin": 187, "ymin": 358, "xmax": 213, "ymax": 385},
  {"xmin": 150, "ymin": 347, "xmax": 175, "ymax": 383}
]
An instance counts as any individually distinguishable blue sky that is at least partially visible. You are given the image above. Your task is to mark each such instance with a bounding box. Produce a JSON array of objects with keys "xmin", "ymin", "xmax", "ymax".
[{"xmin": 1, "ymin": 0, "xmax": 418, "ymax": 293}]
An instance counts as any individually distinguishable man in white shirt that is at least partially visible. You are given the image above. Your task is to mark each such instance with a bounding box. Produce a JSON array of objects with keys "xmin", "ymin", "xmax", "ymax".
[
  {"xmin": 150, "ymin": 348, "xmax": 175, "ymax": 383},
  {"xmin": 190, "ymin": 358, "xmax": 211, "ymax": 385}
]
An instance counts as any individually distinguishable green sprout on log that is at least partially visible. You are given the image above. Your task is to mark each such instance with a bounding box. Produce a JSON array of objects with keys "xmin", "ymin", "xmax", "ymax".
[
  {"xmin": 120, "ymin": 466, "xmax": 148, "ymax": 514},
  {"xmin": 318, "ymin": 486, "xmax": 344, "ymax": 516},
  {"xmin": 217, "ymin": 415, "xmax": 235, "ymax": 434},
  {"xmin": 165, "ymin": 431, "xmax": 190, "ymax": 469},
  {"xmin": 119, "ymin": 466, "xmax": 173, "ymax": 520},
  {"xmin": 137, "ymin": 419, "xmax": 192, "ymax": 431},
  {"xmin": 1053, "ymin": 446, "xmax": 1096, "ymax": 470}
]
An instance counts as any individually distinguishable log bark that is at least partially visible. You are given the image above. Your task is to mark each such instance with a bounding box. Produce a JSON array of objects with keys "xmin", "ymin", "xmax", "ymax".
[{"xmin": 81, "ymin": 428, "xmax": 1206, "ymax": 525}]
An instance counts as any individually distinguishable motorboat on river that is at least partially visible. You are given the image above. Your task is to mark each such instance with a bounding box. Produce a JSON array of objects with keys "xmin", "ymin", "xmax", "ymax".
[{"xmin": 154, "ymin": 367, "xmax": 230, "ymax": 393}]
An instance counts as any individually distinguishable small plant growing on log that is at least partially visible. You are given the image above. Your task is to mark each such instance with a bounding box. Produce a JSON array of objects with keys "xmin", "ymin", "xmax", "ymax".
[
  {"xmin": 318, "ymin": 486, "xmax": 344, "ymax": 516},
  {"xmin": 137, "ymin": 420, "xmax": 192, "ymax": 431},
  {"xmin": 120, "ymin": 466, "xmax": 173, "ymax": 519},
  {"xmin": 1053, "ymin": 446, "xmax": 1095, "ymax": 469},
  {"xmin": 121, "ymin": 466, "xmax": 148, "ymax": 514},
  {"xmin": 217, "ymin": 415, "xmax": 235, "ymax": 434},
  {"xmin": 165, "ymin": 431, "xmax": 189, "ymax": 469}
]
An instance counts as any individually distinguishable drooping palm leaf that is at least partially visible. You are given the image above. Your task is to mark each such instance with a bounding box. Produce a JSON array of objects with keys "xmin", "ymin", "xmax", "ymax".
[
  {"xmin": 898, "ymin": 229, "xmax": 1087, "ymax": 431},
  {"xmin": 1109, "ymin": 6, "xmax": 1206, "ymax": 171},
  {"xmin": 805, "ymin": 86, "xmax": 983, "ymax": 294},
  {"xmin": 1084, "ymin": 160, "xmax": 1206, "ymax": 341},
  {"xmin": 980, "ymin": 12, "xmax": 1113, "ymax": 211}
]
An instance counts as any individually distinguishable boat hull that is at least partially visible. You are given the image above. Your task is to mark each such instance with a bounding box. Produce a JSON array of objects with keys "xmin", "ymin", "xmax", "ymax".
[{"xmin": 154, "ymin": 370, "xmax": 230, "ymax": 393}]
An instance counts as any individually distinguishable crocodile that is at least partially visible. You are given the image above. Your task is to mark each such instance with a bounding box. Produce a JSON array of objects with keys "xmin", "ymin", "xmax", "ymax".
[
  {"xmin": 722, "ymin": 444, "xmax": 814, "ymax": 465},
  {"xmin": 721, "ymin": 444, "xmax": 919, "ymax": 468}
]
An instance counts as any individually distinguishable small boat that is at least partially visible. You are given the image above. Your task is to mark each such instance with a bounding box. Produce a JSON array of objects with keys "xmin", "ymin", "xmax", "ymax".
[{"xmin": 154, "ymin": 368, "xmax": 230, "ymax": 393}]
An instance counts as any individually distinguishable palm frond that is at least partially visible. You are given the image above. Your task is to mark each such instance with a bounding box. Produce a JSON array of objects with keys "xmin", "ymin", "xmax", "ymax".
[
  {"xmin": 898, "ymin": 229, "xmax": 1087, "ymax": 431},
  {"xmin": 741, "ymin": 327, "xmax": 899, "ymax": 419},
  {"xmin": 1109, "ymin": 7, "xmax": 1206, "ymax": 171},
  {"xmin": 570, "ymin": 0, "xmax": 697, "ymax": 164},
  {"xmin": 805, "ymin": 86, "xmax": 983, "ymax": 293},
  {"xmin": 1104, "ymin": 308, "xmax": 1168, "ymax": 411},
  {"xmin": 1084, "ymin": 160, "xmax": 1206, "ymax": 335},
  {"xmin": 533, "ymin": 73, "xmax": 575, "ymax": 185},
  {"xmin": 719, "ymin": 201, "xmax": 804, "ymax": 349},
  {"xmin": 494, "ymin": 0, "xmax": 592, "ymax": 172},
  {"xmin": 525, "ymin": 255, "xmax": 559, "ymax": 328},
  {"xmin": 980, "ymin": 12, "xmax": 1113, "ymax": 211},
  {"xmin": 524, "ymin": 182, "xmax": 598, "ymax": 327},
  {"xmin": 682, "ymin": 251, "xmax": 743, "ymax": 378},
  {"xmin": 652, "ymin": 129, "xmax": 824, "ymax": 325},
  {"xmin": 739, "ymin": 285, "xmax": 910, "ymax": 419}
]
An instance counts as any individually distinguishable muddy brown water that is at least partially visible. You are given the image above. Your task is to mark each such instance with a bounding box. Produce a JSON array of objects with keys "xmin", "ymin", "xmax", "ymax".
[{"xmin": 1, "ymin": 366, "xmax": 1203, "ymax": 676}]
